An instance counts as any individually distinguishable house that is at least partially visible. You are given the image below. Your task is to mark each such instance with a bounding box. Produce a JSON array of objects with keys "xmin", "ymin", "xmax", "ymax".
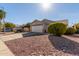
[
  {"xmin": 14, "ymin": 24, "xmax": 31, "ymax": 32},
  {"xmin": 13, "ymin": 25, "xmax": 24, "ymax": 32},
  {"xmin": 31, "ymin": 19, "xmax": 68, "ymax": 33},
  {"xmin": 22, "ymin": 25, "xmax": 31, "ymax": 32}
]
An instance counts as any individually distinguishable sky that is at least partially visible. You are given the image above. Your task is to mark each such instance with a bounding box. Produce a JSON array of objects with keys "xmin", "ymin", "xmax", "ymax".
[{"xmin": 0, "ymin": 3, "xmax": 79, "ymax": 26}]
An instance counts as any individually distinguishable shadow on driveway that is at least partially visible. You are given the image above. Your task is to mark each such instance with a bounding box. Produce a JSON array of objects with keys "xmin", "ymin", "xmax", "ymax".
[
  {"xmin": 48, "ymin": 35, "xmax": 79, "ymax": 55},
  {"xmin": 22, "ymin": 32, "xmax": 48, "ymax": 37}
]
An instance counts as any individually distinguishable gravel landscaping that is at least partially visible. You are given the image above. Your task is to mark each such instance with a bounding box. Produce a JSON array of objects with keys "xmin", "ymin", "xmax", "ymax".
[{"xmin": 5, "ymin": 34, "xmax": 79, "ymax": 56}]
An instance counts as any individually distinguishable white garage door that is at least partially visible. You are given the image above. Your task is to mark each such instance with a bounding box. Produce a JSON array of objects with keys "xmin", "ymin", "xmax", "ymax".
[{"xmin": 32, "ymin": 25, "xmax": 43, "ymax": 32}]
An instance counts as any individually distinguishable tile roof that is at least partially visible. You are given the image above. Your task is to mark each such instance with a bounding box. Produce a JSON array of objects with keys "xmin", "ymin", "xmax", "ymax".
[{"xmin": 31, "ymin": 19, "xmax": 68, "ymax": 26}]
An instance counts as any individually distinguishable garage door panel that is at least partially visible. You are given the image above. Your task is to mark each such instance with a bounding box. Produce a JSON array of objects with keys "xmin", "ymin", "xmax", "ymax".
[{"xmin": 32, "ymin": 25, "xmax": 43, "ymax": 32}]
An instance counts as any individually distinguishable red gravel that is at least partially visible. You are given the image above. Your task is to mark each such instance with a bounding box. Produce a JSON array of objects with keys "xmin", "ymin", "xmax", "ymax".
[{"xmin": 5, "ymin": 35, "xmax": 73, "ymax": 56}]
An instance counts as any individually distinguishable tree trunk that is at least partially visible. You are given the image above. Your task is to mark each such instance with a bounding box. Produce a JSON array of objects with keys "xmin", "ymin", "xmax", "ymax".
[{"xmin": 3, "ymin": 18, "xmax": 5, "ymax": 32}]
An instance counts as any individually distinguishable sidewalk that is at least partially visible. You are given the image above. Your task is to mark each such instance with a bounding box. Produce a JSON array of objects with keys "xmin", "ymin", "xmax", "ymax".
[
  {"xmin": 63, "ymin": 35, "xmax": 79, "ymax": 43},
  {"xmin": 0, "ymin": 33, "xmax": 23, "ymax": 56},
  {"xmin": 0, "ymin": 40, "xmax": 14, "ymax": 56},
  {"xmin": 0, "ymin": 33, "xmax": 23, "ymax": 41}
]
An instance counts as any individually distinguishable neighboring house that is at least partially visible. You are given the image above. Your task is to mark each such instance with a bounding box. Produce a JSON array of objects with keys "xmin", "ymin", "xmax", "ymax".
[
  {"xmin": 13, "ymin": 26, "xmax": 23, "ymax": 32},
  {"xmin": 31, "ymin": 19, "xmax": 68, "ymax": 33},
  {"xmin": 14, "ymin": 25, "xmax": 31, "ymax": 32},
  {"xmin": 23, "ymin": 27, "xmax": 30, "ymax": 32}
]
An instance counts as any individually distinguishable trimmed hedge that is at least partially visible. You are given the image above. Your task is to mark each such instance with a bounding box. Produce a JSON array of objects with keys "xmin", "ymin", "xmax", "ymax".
[
  {"xmin": 48, "ymin": 22, "xmax": 67, "ymax": 36},
  {"xmin": 65, "ymin": 27, "xmax": 76, "ymax": 35}
]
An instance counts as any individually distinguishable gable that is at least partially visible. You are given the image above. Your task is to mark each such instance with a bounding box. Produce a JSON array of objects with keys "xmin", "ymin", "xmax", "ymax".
[
  {"xmin": 31, "ymin": 19, "xmax": 68, "ymax": 26},
  {"xmin": 31, "ymin": 20, "xmax": 43, "ymax": 26}
]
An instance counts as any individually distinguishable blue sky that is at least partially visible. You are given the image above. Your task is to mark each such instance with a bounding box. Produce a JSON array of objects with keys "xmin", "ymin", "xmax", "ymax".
[{"xmin": 0, "ymin": 3, "xmax": 79, "ymax": 26}]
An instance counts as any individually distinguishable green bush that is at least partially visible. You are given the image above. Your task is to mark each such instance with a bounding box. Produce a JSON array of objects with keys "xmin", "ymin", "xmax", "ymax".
[
  {"xmin": 65, "ymin": 27, "xmax": 76, "ymax": 35},
  {"xmin": 75, "ymin": 29, "xmax": 79, "ymax": 34},
  {"xmin": 48, "ymin": 22, "xmax": 67, "ymax": 36}
]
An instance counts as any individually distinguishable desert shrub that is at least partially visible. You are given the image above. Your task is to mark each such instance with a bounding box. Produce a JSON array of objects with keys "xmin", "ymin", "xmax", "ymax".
[
  {"xmin": 65, "ymin": 27, "xmax": 76, "ymax": 35},
  {"xmin": 75, "ymin": 29, "xmax": 79, "ymax": 34},
  {"xmin": 48, "ymin": 22, "xmax": 67, "ymax": 36},
  {"xmin": 74, "ymin": 23, "xmax": 79, "ymax": 29}
]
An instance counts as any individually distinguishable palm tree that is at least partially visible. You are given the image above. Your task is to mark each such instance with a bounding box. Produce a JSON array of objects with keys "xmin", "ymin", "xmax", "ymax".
[{"xmin": 0, "ymin": 9, "xmax": 6, "ymax": 32}]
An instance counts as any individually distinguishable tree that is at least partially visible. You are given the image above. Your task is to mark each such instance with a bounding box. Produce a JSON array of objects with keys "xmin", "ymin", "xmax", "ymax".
[
  {"xmin": 65, "ymin": 27, "xmax": 76, "ymax": 35},
  {"xmin": 24, "ymin": 23, "xmax": 31, "ymax": 28},
  {"xmin": 4, "ymin": 22, "xmax": 16, "ymax": 28},
  {"xmin": 21, "ymin": 23, "xmax": 31, "ymax": 32},
  {"xmin": 73, "ymin": 23, "xmax": 79, "ymax": 30},
  {"xmin": 75, "ymin": 23, "xmax": 79, "ymax": 29},
  {"xmin": 73, "ymin": 23, "xmax": 79, "ymax": 34},
  {"xmin": 0, "ymin": 22, "xmax": 2, "ymax": 31},
  {"xmin": 0, "ymin": 9, "xmax": 6, "ymax": 32}
]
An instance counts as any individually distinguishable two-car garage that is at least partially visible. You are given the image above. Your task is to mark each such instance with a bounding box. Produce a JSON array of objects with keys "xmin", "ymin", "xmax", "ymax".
[{"xmin": 31, "ymin": 25, "xmax": 43, "ymax": 32}]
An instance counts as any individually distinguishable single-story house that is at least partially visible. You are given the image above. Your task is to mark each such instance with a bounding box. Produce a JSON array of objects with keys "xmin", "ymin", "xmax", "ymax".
[
  {"xmin": 13, "ymin": 25, "xmax": 24, "ymax": 32},
  {"xmin": 13, "ymin": 25, "xmax": 31, "ymax": 32},
  {"xmin": 31, "ymin": 19, "xmax": 68, "ymax": 33},
  {"xmin": 22, "ymin": 25, "xmax": 31, "ymax": 32}
]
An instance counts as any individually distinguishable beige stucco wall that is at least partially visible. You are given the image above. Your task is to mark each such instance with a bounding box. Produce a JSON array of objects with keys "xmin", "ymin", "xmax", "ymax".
[
  {"xmin": 24, "ymin": 28, "xmax": 30, "ymax": 32},
  {"xmin": 43, "ymin": 24, "xmax": 48, "ymax": 32}
]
